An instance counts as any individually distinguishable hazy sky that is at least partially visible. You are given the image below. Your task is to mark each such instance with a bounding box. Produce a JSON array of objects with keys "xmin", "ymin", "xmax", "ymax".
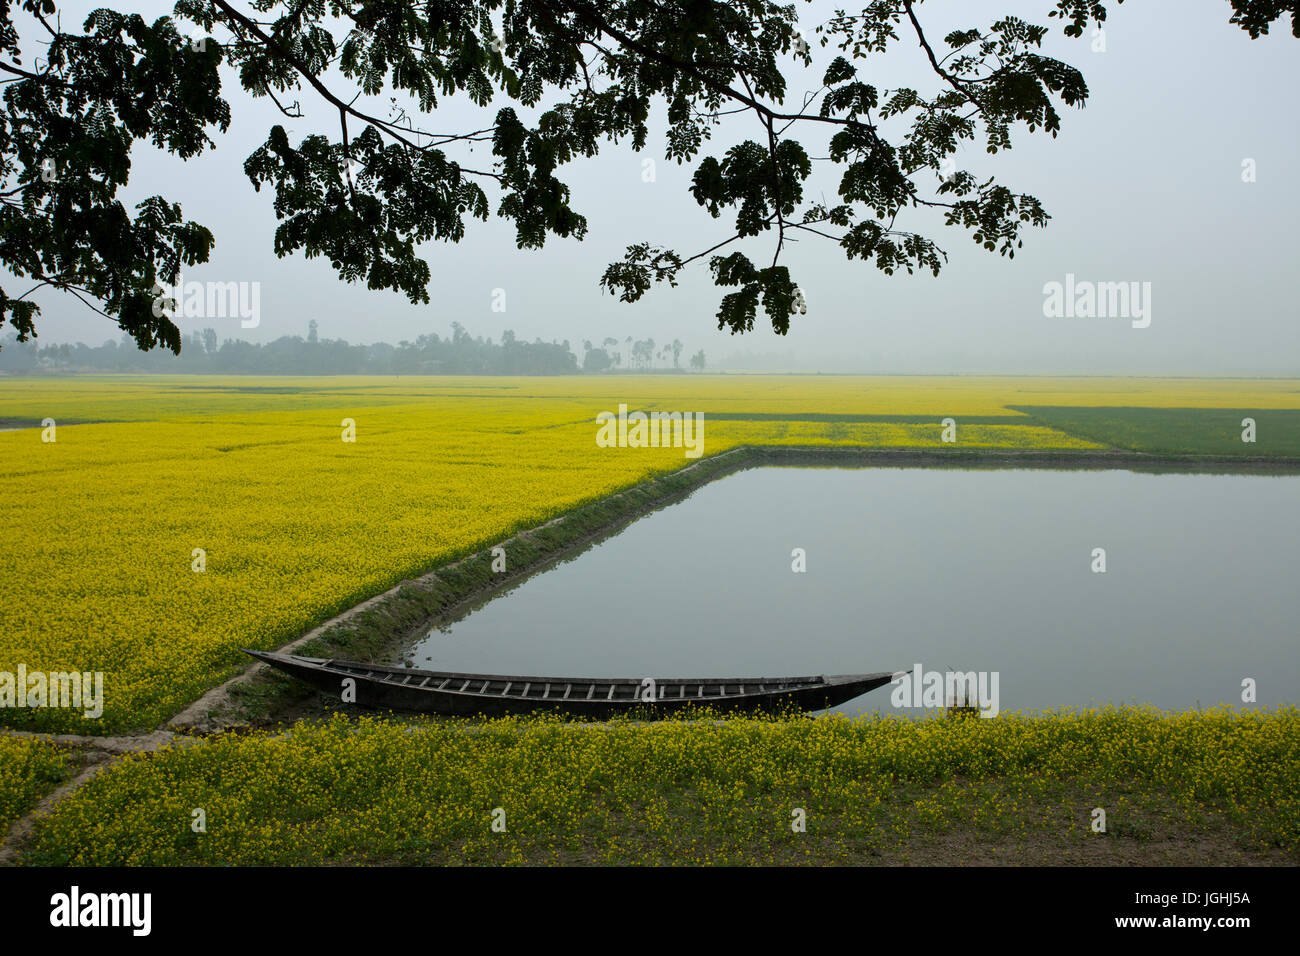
[{"xmin": 9, "ymin": 0, "xmax": 1299, "ymax": 373}]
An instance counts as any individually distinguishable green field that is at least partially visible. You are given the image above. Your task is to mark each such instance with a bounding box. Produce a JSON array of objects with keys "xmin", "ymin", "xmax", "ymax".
[{"xmin": 1015, "ymin": 407, "xmax": 1300, "ymax": 458}]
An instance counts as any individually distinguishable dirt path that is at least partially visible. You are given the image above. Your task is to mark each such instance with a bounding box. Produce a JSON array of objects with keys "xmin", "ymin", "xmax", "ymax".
[{"xmin": 0, "ymin": 730, "xmax": 192, "ymax": 865}]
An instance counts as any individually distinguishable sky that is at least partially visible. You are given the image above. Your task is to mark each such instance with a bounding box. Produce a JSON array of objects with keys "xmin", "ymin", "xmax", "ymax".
[{"xmin": 7, "ymin": 0, "xmax": 1299, "ymax": 374}]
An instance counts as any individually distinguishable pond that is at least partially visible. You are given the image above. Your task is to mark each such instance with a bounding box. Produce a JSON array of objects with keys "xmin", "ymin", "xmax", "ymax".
[{"xmin": 406, "ymin": 466, "xmax": 1300, "ymax": 716}]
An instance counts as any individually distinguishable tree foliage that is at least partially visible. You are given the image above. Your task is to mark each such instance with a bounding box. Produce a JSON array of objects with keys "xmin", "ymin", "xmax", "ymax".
[{"xmin": 0, "ymin": 0, "xmax": 1293, "ymax": 352}]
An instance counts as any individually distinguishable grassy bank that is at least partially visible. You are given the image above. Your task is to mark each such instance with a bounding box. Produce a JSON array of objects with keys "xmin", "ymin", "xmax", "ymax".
[{"xmin": 19, "ymin": 706, "xmax": 1299, "ymax": 866}]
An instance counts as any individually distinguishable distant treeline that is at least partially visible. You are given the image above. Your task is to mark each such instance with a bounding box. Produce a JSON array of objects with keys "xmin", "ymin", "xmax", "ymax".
[{"xmin": 0, "ymin": 322, "xmax": 706, "ymax": 375}]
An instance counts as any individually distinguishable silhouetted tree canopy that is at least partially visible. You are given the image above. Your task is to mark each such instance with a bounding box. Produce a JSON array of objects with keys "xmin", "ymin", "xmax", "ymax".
[{"xmin": 1, "ymin": 0, "xmax": 1294, "ymax": 353}]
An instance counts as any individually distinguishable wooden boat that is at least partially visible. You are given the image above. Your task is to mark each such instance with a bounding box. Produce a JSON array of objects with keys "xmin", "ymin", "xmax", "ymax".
[{"xmin": 243, "ymin": 649, "xmax": 895, "ymax": 718}]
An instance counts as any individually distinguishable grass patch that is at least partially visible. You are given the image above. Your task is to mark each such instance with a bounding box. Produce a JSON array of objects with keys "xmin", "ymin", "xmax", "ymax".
[
  {"xmin": 1013, "ymin": 407, "xmax": 1300, "ymax": 458},
  {"xmin": 691, "ymin": 412, "xmax": 1029, "ymax": 424}
]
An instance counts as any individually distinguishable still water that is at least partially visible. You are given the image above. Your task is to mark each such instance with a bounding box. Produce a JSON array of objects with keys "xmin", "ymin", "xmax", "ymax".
[{"xmin": 408, "ymin": 467, "xmax": 1299, "ymax": 716}]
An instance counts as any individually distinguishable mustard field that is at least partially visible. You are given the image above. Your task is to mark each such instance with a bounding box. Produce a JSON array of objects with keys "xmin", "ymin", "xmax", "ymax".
[
  {"xmin": 2, "ymin": 374, "xmax": 1297, "ymax": 734},
  {"xmin": 20, "ymin": 706, "xmax": 1300, "ymax": 866}
]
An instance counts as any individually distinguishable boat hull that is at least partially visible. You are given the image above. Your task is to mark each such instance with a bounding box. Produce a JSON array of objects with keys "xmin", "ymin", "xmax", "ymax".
[{"xmin": 244, "ymin": 650, "xmax": 894, "ymax": 718}]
